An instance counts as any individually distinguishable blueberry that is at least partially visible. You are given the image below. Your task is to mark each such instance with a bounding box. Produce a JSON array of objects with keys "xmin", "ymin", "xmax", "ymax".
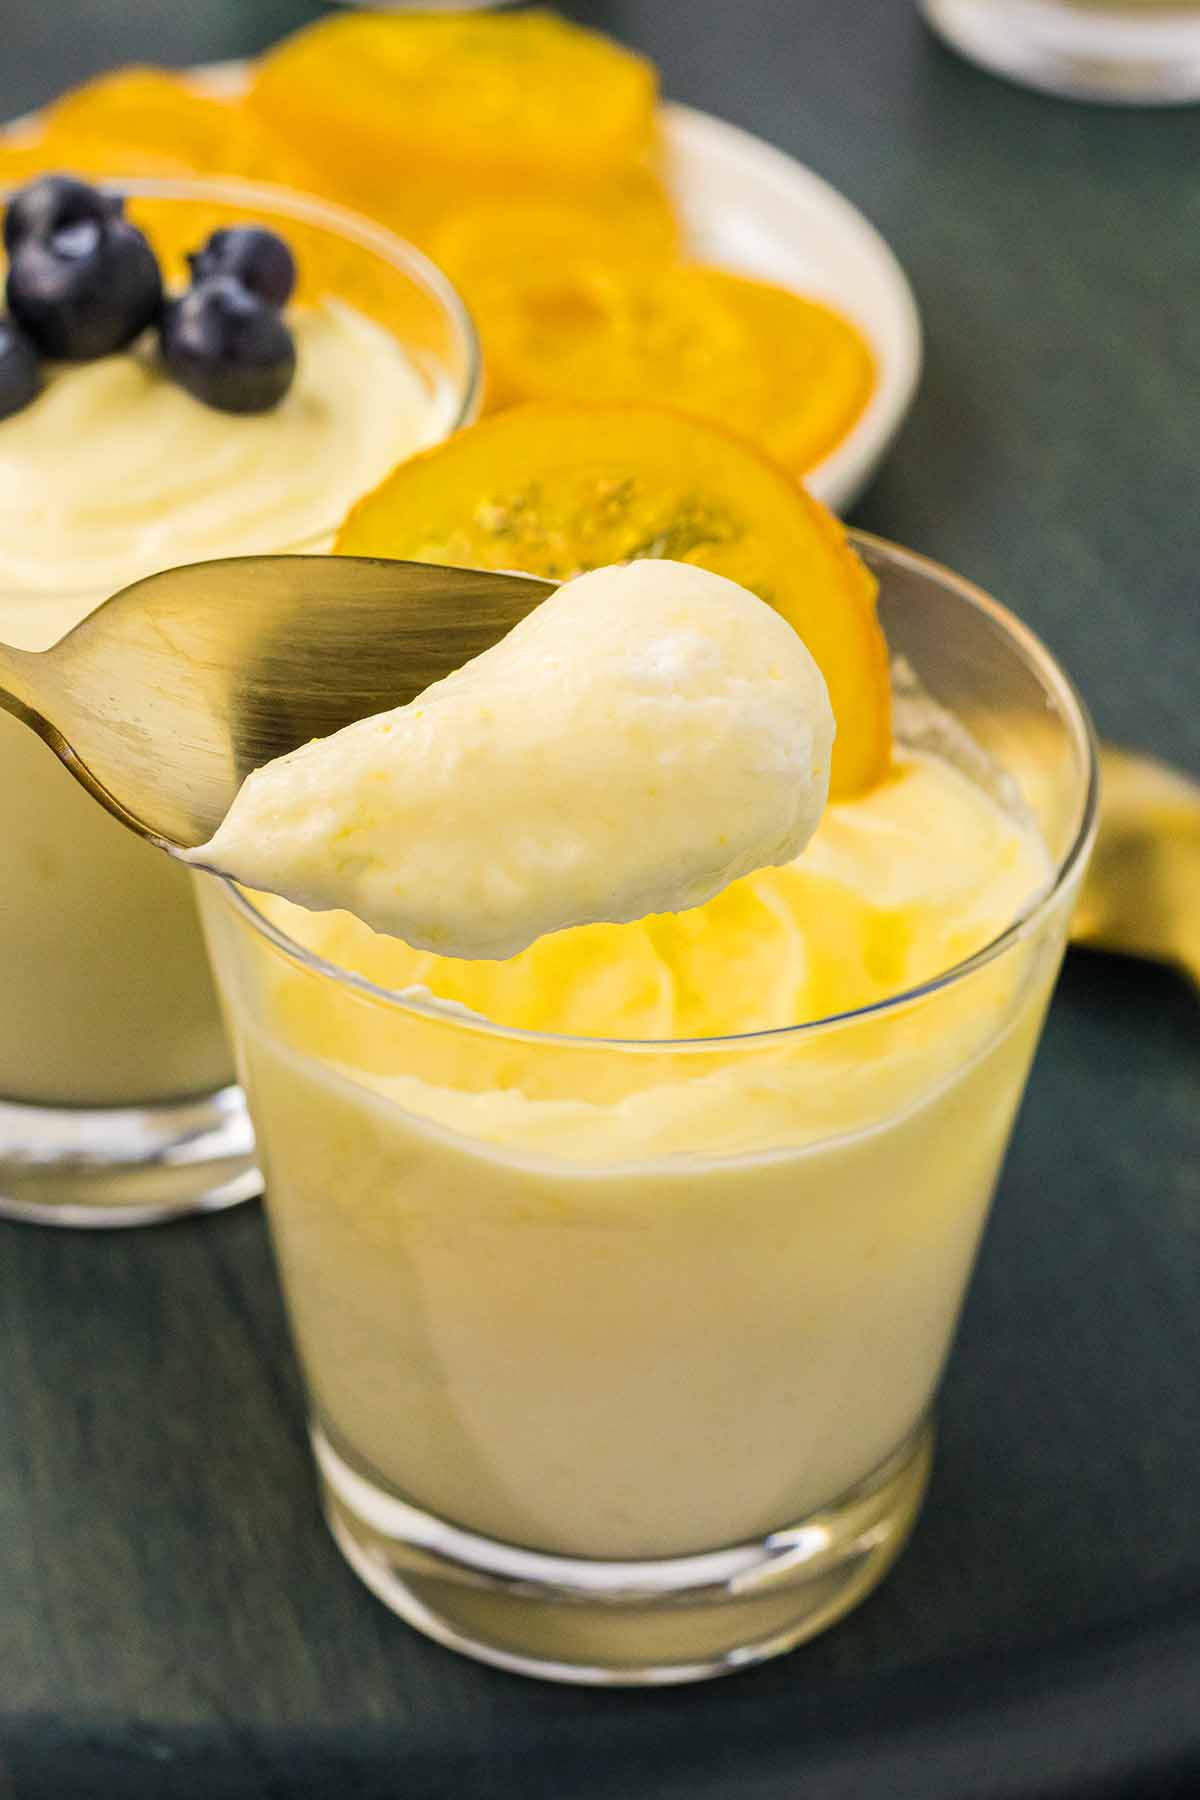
[
  {"xmin": 0, "ymin": 316, "xmax": 40, "ymax": 420},
  {"xmin": 3, "ymin": 173, "xmax": 120, "ymax": 256},
  {"xmin": 160, "ymin": 275, "xmax": 295, "ymax": 414},
  {"xmin": 187, "ymin": 227, "xmax": 296, "ymax": 309},
  {"xmin": 6, "ymin": 215, "xmax": 162, "ymax": 360}
]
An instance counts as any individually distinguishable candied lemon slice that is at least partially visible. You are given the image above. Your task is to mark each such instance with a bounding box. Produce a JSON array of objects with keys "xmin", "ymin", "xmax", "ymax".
[
  {"xmin": 431, "ymin": 202, "xmax": 676, "ymax": 410},
  {"xmin": 246, "ymin": 12, "xmax": 664, "ymax": 254},
  {"xmin": 250, "ymin": 11, "xmax": 658, "ymax": 186},
  {"xmin": 2, "ymin": 68, "xmax": 316, "ymax": 197},
  {"xmin": 434, "ymin": 191, "xmax": 678, "ymax": 305},
  {"xmin": 427, "ymin": 213, "xmax": 871, "ymax": 467},
  {"xmin": 695, "ymin": 270, "xmax": 875, "ymax": 473},
  {"xmin": 433, "ymin": 205, "xmax": 715, "ymax": 413},
  {"xmin": 335, "ymin": 405, "xmax": 890, "ymax": 797},
  {"xmin": 43, "ymin": 68, "xmax": 310, "ymax": 181}
]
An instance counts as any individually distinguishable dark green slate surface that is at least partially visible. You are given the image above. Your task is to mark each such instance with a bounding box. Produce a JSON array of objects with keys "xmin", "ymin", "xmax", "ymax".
[{"xmin": 1, "ymin": 2, "xmax": 1198, "ymax": 1794}]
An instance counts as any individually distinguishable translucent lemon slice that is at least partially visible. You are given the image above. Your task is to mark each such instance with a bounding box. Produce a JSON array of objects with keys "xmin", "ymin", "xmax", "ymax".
[{"xmin": 335, "ymin": 404, "xmax": 891, "ymax": 798}]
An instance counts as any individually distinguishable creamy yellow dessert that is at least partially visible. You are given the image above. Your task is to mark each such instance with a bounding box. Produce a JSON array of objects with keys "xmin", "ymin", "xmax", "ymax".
[
  {"xmin": 192, "ymin": 561, "xmax": 835, "ymax": 956},
  {"xmin": 0, "ymin": 301, "xmax": 442, "ymax": 1105},
  {"xmin": 206, "ymin": 726, "xmax": 1056, "ymax": 1561}
]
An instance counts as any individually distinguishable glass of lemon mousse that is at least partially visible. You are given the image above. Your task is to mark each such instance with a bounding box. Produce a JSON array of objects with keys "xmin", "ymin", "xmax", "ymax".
[
  {"xmin": 0, "ymin": 175, "xmax": 479, "ymax": 1226},
  {"xmin": 196, "ymin": 530, "xmax": 1098, "ymax": 1685}
]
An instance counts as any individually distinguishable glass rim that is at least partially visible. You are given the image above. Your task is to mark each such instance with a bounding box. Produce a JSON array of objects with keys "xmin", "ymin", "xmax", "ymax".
[
  {"xmin": 0, "ymin": 172, "xmax": 482, "ymax": 584},
  {"xmin": 214, "ymin": 529, "xmax": 1100, "ymax": 1056}
]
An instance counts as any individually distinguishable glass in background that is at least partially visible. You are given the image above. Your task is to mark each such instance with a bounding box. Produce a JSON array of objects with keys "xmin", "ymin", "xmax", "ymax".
[
  {"xmin": 922, "ymin": 0, "xmax": 1200, "ymax": 103},
  {"xmin": 0, "ymin": 176, "xmax": 479, "ymax": 1229}
]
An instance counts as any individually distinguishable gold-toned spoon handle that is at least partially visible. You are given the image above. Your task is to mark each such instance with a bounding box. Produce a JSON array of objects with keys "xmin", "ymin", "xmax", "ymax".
[{"xmin": 1071, "ymin": 745, "xmax": 1200, "ymax": 989}]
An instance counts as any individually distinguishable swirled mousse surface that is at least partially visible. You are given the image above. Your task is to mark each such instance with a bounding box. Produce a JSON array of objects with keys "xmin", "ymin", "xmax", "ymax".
[{"xmin": 243, "ymin": 742, "xmax": 1050, "ymax": 1161}]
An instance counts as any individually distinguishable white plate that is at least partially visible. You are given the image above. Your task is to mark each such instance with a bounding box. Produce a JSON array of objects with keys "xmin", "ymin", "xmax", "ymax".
[
  {"xmin": 662, "ymin": 103, "xmax": 921, "ymax": 512},
  {"xmin": 6, "ymin": 70, "xmax": 921, "ymax": 514}
]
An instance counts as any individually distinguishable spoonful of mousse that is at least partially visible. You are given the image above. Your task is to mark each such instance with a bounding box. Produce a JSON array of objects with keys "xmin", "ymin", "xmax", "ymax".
[{"xmin": 0, "ymin": 555, "xmax": 835, "ymax": 959}]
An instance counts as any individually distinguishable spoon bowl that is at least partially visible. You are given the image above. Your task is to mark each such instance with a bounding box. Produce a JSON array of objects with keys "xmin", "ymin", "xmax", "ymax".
[{"xmin": 0, "ymin": 555, "xmax": 553, "ymax": 850}]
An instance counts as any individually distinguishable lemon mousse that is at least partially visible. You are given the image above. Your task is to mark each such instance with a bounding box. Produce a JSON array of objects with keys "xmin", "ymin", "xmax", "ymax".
[
  {"xmin": 190, "ymin": 561, "xmax": 835, "ymax": 957},
  {"xmin": 0, "ymin": 293, "xmax": 448, "ymax": 1109},
  {"xmin": 219, "ymin": 743, "xmax": 1052, "ymax": 1567}
]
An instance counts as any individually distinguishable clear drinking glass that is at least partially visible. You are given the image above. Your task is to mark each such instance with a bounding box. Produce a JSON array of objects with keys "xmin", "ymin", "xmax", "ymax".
[
  {"xmin": 198, "ymin": 535, "xmax": 1098, "ymax": 1685},
  {"xmin": 0, "ymin": 176, "xmax": 479, "ymax": 1228},
  {"xmin": 922, "ymin": 0, "xmax": 1200, "ymax": 103}
]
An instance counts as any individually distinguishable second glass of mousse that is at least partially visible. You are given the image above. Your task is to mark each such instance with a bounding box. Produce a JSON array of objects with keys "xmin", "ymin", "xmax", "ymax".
[{"xmin": 0, "ymin": 175, "xmax": 478, "ymax": 1226}]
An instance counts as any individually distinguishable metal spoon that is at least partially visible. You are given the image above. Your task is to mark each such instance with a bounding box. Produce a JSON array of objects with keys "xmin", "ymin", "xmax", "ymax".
[{"xmin": 0, "ymin": 555, "xmax": 553, "ymax": 853}]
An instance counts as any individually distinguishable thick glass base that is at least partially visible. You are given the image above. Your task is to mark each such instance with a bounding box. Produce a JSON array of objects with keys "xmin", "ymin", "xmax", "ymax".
[
  {"xmin": 0, "ymin": 1085, "xmax": 260, "ymax": 1228},
  {"xmin": 923, "ymin": 0, "xmax": 1200, "ymax": 104},
  {"xmin": 314, "ymin": 1419, "xmax": 933, "ymax": 1686}
]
